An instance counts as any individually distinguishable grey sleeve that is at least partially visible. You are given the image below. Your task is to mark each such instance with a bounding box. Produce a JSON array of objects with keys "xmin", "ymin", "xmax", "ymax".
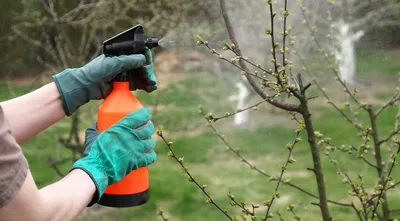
[{"xmin": 0, "ymin": 105, "xmax": 29, "ymax": 208}]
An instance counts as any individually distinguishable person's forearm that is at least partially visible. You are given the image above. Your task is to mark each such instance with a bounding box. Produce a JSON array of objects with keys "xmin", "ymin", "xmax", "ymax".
[
  {"xmin": 39, "ymin": 169, "xmax": 96, "ymax": 221},
  {"xmin": 0, "ymin": 170, "xmax": 96, "ymax": 221},
  {"xmin": 1, "ymin": 82, "xmax": 66, "ymax": 143}
]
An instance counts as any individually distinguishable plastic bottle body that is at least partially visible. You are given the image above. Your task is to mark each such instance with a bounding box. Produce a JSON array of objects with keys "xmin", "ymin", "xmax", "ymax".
[{"xmin": 97, "ymin": 81, "xmax": 149, "ymax": 207}]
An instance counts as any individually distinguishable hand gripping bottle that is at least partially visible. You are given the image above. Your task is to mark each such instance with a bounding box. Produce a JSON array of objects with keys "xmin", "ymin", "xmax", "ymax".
[{"xmin": 96, "ymin": 24, "xmax": 159, "ymax": 207}]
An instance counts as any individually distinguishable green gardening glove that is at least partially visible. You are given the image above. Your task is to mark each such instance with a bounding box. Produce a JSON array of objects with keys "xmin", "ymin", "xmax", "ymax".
[
  {"xmin": 71, "ymin": 107, "xmax": 157, "ymax": 206},
  {"xmin": 128, "ymin": 48, "xmax": 158, "ymax": 92},
  {"xmin": 53, "ymin": 48, "xmax": 157, "ymax": 116}
]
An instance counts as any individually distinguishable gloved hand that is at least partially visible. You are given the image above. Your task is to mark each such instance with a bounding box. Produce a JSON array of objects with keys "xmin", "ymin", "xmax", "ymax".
[
  {"xmin": 128, "ymin": 47, "xmax": 158, "ymax": 92},
  {"xmin": 71, "ymin": 107, "xmax": 157, "ymax": 206},
  {"xmin": 53, "ymin": 48, "xmax": 158, "ymax": 116}
]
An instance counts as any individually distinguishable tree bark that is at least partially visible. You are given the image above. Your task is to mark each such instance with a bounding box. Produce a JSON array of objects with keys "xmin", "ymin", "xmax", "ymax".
[
  {"xmin": 367, "ymin": 108, "xmax": 390, "ymax": 220},
  {"xmin": 300, "ymin": 98, "xmax": 332, "ymax": 221}
]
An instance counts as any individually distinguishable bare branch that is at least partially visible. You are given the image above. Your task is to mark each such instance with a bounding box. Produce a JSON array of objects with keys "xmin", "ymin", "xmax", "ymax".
[
  {"xmin": 375, "ymin": 90, "xmax": 400, "ymax": 116},
  {"xmin": 156, "ymin": 209, "xmax": 170, "ymax": 221},
  {"xmin": 60, "ymin": 3, "xmax": 97, "ymax": 22},
  {"xmin": 264, "ymin": 130, "xmax": 301, "ymax": 220},
  {"xmin": 201, "ymin": 106, "xmax": 351, "ymax": 210},
  {"xmin": 48, "ymin": 157, "xmax": 71, "ymax": 177},
  {"xmin": 157, "ymin": 131, "xmax": 233, "ymax": 220},
  {"xmin": 378, "ymin": 127, "xmax": 400, "ymax": 145},
  {"xmin": 299, "ymin": 5, "xmax": 363, "ymax": 108},
  {"xmin": 371, "ymin": 144, "xmax": 400, "ymax": 219},
  {"xmin": 227, "ymin": 47, "xmax": 273, "ymax": 76},
  {"xmin": 366, "ymin": 107, "xmax": 391, "ymax": 219},
  {"xmin": 351, "ymin": 3, "xmax": 400, "ymax": 30},
  {"xmin": 200, "ymin": 107, "xmax": 271, "ymax": 177},
  {"xmin": 348, "ymin": 145, "xmax": 379, "ymax": 170},
  {"xmin": 218, "ymin": 0, "xmax": 301, "ymax": 113},
  {"xmin": 40, "ymin": 0, "xmax": 58, "ymax": 21},
  {"xmin": 281, "ymin": 0, "xmax": 289, "ymax": 78},
  {"xmin": 203, "ymin": 44, "xmax": 269, "ymax": 81},
  {"xmin": 292, "ymin": 44, "xmax": 365, "ymax": 132},
  {"xmin": 210, "ymin": 95, "xmax": 278, "ymax": 122}
]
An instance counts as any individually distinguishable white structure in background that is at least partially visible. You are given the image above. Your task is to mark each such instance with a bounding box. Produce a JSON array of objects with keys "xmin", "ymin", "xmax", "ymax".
[
  {"xmin": 229, "ymin": 81, "xmax": 250, "ymax": 125},
  {"xmin": 333, "ymin": 20, "xmax": 364, "ymax": 84}
]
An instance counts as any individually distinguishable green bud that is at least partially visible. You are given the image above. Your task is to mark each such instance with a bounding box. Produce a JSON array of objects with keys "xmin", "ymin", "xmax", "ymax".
[
  {"xmin": 283, "ymin": 10, "xmax": 290, "ymax": 17},
  {"xmin": 288, "ymin": 157, "xmax": 296, "ymax": 163},
  {"xmin": 263, "ymin": 200, "xmax": 271, "ymax": 207},
  {"xmin": 195, "ymin": 35, "xmax": 203, "ymax": 42}
]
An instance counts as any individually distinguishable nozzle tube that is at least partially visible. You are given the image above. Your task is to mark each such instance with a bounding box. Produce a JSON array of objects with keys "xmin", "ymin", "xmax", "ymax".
[{"xmin": 145, "ymin": 38, "xmax": 159, "ymax": 49}]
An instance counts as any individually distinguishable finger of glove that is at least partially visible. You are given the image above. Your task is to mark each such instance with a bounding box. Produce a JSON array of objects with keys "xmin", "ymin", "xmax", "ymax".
[
  {"xmin": 107, "ymin": 54, "xmax": 147, "ymax": 76},
  {"xmin": 132, "ymin": 120, "xmax": 155, "ymax": 140},
  {"xmin": 141, "ymin": 136, "xmax": 156, "ymax": 153},
  {"xmin": 116, "ymin": 107, "xmax": 151, "ymax": 129},
  {"xmin": 128, "ymin": 68, "xmax": 148, "ymax": 91},
  {"xmin": 84, "ymin": 122, "xmax": 100, "ymax": 155},
  {"xmin": 145, "ymin": 83, "xmax": 157, "ymax": 92},
  {"xmin": 144, "ymin": 48, "xmax": 158, "ymax": 86},
  {"xmin": 144, "ymin": 150, "xmax": 157, "ymax": 165},
  {"xmin": 130, "ymin": 78, "xmax": 156, "ymax": 92},
  {"xmin": 140, "ymin": 67, "xmax": 157, "ymax": 92},
  {"xmin": 82, "ymin": 54, "xmax": 146, "ymax": 81},
  {"xmin": 145, "ymin": 63, "xmax": 157, "ymax": 84},
  {"xmin": 144, "ymin": 47, "xmax": 153, "ymax": 65},
  {"xmin": 94, "ymin": 81, "xmax": 113, "ymax": 100}
]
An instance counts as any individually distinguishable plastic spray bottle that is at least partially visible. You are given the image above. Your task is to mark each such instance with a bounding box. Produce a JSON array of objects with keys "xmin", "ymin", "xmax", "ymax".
[{"xmin": 96, "ymin": 24, "xmax": 159, "ymax": 207}]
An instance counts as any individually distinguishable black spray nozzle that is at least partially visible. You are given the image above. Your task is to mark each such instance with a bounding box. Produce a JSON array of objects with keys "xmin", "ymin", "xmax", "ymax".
[
  {"xmin": 103, "ymin": 24, "xmax": 160, "ymax": 56},
  {"xmin": 145, "ymin": 38, "xmax": 159, "ymax": 49},
  {"xmin": 102, "ymin": 24, "xmax": 160, "ymax": 82}
]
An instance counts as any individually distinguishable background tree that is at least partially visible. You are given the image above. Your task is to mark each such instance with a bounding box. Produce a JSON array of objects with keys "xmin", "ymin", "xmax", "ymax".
[{"xmin": 157, "ymin": 0, "xmax": 400, "ymax": 220}]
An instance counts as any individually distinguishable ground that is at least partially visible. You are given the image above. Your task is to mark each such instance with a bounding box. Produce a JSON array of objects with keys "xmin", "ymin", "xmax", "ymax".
[{"xmin": 2, "ymin": 49, "xmax": 400, "ymax": 221}]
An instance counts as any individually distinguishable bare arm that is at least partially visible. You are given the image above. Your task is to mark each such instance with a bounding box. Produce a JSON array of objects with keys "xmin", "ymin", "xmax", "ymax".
[
  {"xmin": 0, "ymin": 82, "xmax": 66, "ymax": 144},
  {"xmin": 0, "ymin": 169, "xmax": 95, "ymax": 221}
]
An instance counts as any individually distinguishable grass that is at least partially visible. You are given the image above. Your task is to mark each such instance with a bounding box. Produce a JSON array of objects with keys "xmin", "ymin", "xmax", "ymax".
[
  {"xmin": 356, "ymin": 49, "xmax": 400, "ymax": 75},
  {"xmin": 304, "ymin": 49, "xmax": 400, "ymax": 77},
  {"xmin": 1, "ymin": 49, "xmax": 400, "ymax": 221}
]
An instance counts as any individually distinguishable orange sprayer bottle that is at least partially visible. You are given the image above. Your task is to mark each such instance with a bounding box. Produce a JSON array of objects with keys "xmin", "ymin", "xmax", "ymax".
[{"xmin": 96, "ymin": 24, "xmax": 159, "ymax": 207}]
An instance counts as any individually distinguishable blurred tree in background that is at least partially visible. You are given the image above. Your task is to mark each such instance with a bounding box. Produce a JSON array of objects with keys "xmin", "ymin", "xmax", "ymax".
[
  {"xmin": 353, "ymin": 0, "xmax": 400, "ymax": 49},
  {"xmin": 0, "ymin": 0, "xmax": 218, "ymax": 78},
  {"xmin": 1, "ymin": 0, "xmax": 398, "ymax": 78}
]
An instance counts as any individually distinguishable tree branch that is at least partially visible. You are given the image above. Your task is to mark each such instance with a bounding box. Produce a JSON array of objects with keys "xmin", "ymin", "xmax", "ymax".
[
  {"xmin": 298, "ymin": 78, "xmax": 332, "ymax": 221},
  {"xmin": 366, "ymin": 107, "xmax": 391, "ymax": 219},
  {"xmin": 371, "ymin": 144, "xmax": 400, "ymax": 219},
  {"xmin": 292, "ymin": 44, "xmax": 365, "ymax": 132},
  {"xmin": 218, "ymin": 0, "xmax": 301, "ymax": 113},
  {"xmin": 209, "ymin": 95, "xmax": 277, "ymax": 122},
  {"xmin": 201, "ymin": 106, "xmax": 352, "ymax": 210},
  {"xmin": 156, "ymin": 208, "xmax": 170, "ymax": 221},
  {"xmin": 375, "ymin": 90, "xmax": 400, "ymax": 116},
  {"xmin": 378, "ymin": 127, "xmax": 400, "ymax": 145},
  {"xmin": 157, "ymin": 130, "xmax": 233, "ymax": 220},
  {"xmin": 264, "ymin": 130, "xmax": 301, "ymax": 220},
  {"xmin": 299, "ymin": 5, "xmax": 363, "ymax": 108}
]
